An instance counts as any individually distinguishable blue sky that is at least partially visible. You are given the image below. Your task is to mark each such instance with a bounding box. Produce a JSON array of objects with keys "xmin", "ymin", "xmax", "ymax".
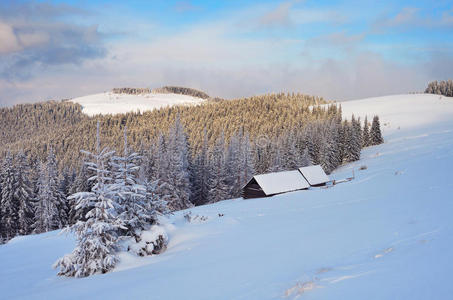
[{"xmin": 0, "ymin": 0, "xmax": 452, "ymax": 106}]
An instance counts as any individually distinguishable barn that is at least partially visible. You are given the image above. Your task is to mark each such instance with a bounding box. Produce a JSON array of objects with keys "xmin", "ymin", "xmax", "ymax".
[
  {"xmin": 242, "ymin": 170, "xmax": 310, "ymax": 199},
  {"xmin": 298, "ymin": 165, "xmax": 330, "ymax": 187}
]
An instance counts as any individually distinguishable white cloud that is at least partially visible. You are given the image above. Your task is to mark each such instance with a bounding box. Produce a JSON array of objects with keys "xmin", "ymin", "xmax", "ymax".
[
  {"xmin": 1, "ymin": 2, "xmax": 452, "ymax": 107},
  {"xmin": 0, "ymin": 22, "xmax": 22, "ymax": 54}
]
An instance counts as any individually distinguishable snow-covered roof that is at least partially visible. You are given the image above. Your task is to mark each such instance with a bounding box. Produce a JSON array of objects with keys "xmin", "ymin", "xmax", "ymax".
[
  {"xmin": 298, "ymin": 165, "xmax": 329, "ymax": 186},
  {"xmin": 253, "ymin": 170, "xmax": 310, "ymax": 196}
]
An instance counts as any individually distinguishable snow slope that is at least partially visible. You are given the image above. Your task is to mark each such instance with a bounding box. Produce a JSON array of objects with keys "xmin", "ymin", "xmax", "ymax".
[
  {"xmin": 2, "ymin": 93, "xmax": 453, "ymax": 299},
  {"xmin": 70, "ymin": 92, "xmax": 206, "ymax": 116}
]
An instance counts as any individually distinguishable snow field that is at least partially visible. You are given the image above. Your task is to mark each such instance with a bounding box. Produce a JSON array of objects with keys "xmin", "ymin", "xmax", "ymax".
[
  {"xmin": 1, "ymin": 93, "xmax": 453, "ymax": 299},
  {"xmin": 70, "ymin": 92, "xmax": 206, "ymax": 116}
]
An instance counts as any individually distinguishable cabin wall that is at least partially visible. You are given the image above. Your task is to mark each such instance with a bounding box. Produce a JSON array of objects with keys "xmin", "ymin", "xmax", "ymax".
[{"xmin": 242, "ymin": 182, "xmax": 267, "ymax": 199}]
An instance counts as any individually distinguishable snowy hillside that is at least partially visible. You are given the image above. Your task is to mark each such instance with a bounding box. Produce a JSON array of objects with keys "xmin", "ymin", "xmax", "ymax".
[
  {"xmin": 69, "ymin": 92, "xmax": 206, "ymax": 116},
  {"xmin": 2, "ymin": 93, "xmax": 453, "ymax": 299}
]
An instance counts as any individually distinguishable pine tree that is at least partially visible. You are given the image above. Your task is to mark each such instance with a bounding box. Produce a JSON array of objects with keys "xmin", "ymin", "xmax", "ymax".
[
  {"xmin": 33, "ymin": 162, "xmax": 60, "ymax": 233},
  {"xmin": 320, "ymin": 122, "xmax": 341, "ymax": 174},
  {"xmin": 191, "ymin": 130, "xmax": 211, "ymax": 205},
  {"xmin": 143, "ymin": 179, "xmax": 169, "ymax": 224},
  {"xmin": 270, "ymin": 140, "xmax": 284, "ymax": 172},
  {"xmin": 225, "ymin": 133, "xmax": 242, "ymax": 198},
  {"xmin": 282, "ymin": 131, "xmax": 300, "ymax": 170},
  {"xmin": 362, "ymin": 116, "xmax": 370, "ymax": 147},
  {"xmin": 165, "ymin": 116, "xmax": 193, "ymax": 210},
  {"xmin": 0, "ymin": 153, "xmax": 18, "ymax": 240},
  {"xmin": 111, "ymin": 126, "xmax": 149, "ymax": 237},
  {"xmin": 208, "ymin": 132, "xmax": 229, "ymax": 203},
  {"xmin": 54, "ymin": 122, "xmax": 122, "ymax": 277},
  {"xmin": 33, "ymin": 149, "xmax": 68, "ymax": 233},
  {"xmin": 344, "ymin": 116, "xmax": 361, "ymax": 162},
  {"xmin": 68, "ymin": 162, "xmax": 92, "ymax": 224},
  {"xmin": 300, "ymin": 148, "xmax": 311, "ymax": 167},
  {"xmin": 14, "ymin": 152, "xmax": 34, "ymax": 235},
  {"xmin": 370, "ymin": 115, "xmax": 384, "ymax": 145},
  {"xmin": 239, "ymin": 133, "xmax": 255, "ymax": 189}
]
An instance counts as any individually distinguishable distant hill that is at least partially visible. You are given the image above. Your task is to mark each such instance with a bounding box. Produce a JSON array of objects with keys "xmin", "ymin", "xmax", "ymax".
[
  {"xmin": 0, "ymin": 91, "xmax": 327, "ymax": 170},
  {"xmin": 70, "ymin": 87, "xmax": 207, "ymax": 116}
]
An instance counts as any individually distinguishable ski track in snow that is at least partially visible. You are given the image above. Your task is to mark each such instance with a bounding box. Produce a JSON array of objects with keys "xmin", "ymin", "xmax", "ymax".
[{"xmin": 1, "ymin": 93, "xmax": 453, "ymax": 299}]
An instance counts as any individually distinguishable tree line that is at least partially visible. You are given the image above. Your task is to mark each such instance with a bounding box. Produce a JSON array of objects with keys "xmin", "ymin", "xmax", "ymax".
[
  {"xmin": 425, "ymin": 80, "xmax": 453, "ymax": 97},
  {"xmin": 0, "ymin": 92, "xmax": 327, "ymax": 170},
  {"xmin": 0, "ymin": 107, "xmax": 383, "ymax": 244}
]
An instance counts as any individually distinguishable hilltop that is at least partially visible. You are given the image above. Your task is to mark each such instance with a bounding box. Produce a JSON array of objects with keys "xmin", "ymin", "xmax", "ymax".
[{"xmin": 69, "ymin": 87, "xmax": 208, "ymax": 116}]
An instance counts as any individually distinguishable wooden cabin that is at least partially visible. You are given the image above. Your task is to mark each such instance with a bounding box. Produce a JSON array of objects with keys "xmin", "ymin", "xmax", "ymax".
[
  {"xmin": 298, "ymin": 165, "xmax": 330, "ymax": 187},
  {"xmin": 242, "ymin": 170, "xmax": 310, "ymax": 199}
]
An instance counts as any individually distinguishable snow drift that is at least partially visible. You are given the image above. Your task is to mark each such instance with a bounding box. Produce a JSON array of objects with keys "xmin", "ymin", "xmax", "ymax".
[{"xmin": 1, "ymin": 93, "xmax": 453, "ymax": 299}]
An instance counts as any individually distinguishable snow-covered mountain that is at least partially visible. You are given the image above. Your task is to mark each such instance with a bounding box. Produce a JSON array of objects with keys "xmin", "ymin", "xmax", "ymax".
[
  {"xmin": 69, "ymin": 92, "xmax": 206, "ymax": 116},
  {"xmin": 2, "ymin": 93, "xmax": 453, "ymax": 299}
]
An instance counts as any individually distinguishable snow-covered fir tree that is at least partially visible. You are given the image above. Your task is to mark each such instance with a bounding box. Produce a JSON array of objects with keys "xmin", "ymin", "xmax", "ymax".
[
  {"xmin": 304, "ymin": 122, "xmax": 322, "ymax": 165},
  {"xmin": 33, "ymin": 149, "xmax": 68, "ymax": 233},
  {"xmin": 370, "ymin": 115, "xmax": 384, "ymax": 145},
  {"xmin": 14, "ymin": 152, "xmax": 34, "ymax": 235},
  {"xmin": 343, "ymin": 116, "xmax": 361, "ymax": 162},
  {"xmin": 281, "ymin": 130, "xmax": 301, "ymax": 170},
  {"xmin": 54, "ymin": 122, "xmax": 122, "ymax": 277},
  {"xmin": 300, "ymin": 148, "xmax": 311, "ymax": 167},
  {"xmin": 111, "ymin": 126, "xmax": 149, "ymax": 237},
  {"xmin": 208, "ymin": 132, "xmax": 229, "ymax": 203},
  {"xmin": 269, "ymin": 140, "xmax": 284, "ymax": 172},
  {"xmin": 33, "ymin": 162, "xmax": 60, "ymax": 233},
  {"xmin": 320, "ymin": 122, "xmax": 341, "ymax": 174},
  {"xmin": 143, "ymin": 179, "xmax": 169, "ymax": 224},
  {"xmin": 68, "ymin": 162, "xmax": 92, "ymax": 224},
  {"xmin": 165, "ymin": 116, "xmax": 193, "ymax": 210},
  {"xmin": 225, "ymin": 132, "xmax": 242, "ymax": 198},
  {"xmin": 151, "ymin": 133, "xmax": 180, "ymax": 208},
  {"xmin": 362, "ymin": 116, "xmax": 370, "ymax": 147},
  {"xmin": 191, "ymin": 130, "xmax": 211, "ymax": 205},
  {"xmin": 0, "ymin": 153, "xmax": 18, "ymax": 240},
  {"xmin": 238, "ymin": 133, "xmax": 255, "ymax": 191}
]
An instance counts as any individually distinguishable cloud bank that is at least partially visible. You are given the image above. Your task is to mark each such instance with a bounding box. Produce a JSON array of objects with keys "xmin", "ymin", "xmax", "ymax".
[{"xmin": 0, "ymin": 1, "xmax": 452, "ymax": 106}]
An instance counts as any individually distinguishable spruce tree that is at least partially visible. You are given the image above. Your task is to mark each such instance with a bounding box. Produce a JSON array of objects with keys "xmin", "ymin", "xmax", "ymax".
[
  {"xmin": 111, "ymin": 126, "xmax": 149, "ymax": 237},
  {"xmin": 54, "ymin": 122, "xmax": 122, "ymax": 277},
  {"xmin": 225, "ymin": 133, "xmax": 242, "ymax": 198},
  {"xmin": 300, "ymin": 148, "xmax": 311, "ymax": 167},
  {"xmin": 14, "ymin": 152, "xmax": 34, "ymax": 235},
  {"xmin": 239, "ymin": 133, "xmax": 255, "ymax": 189},
  {"xmin": 208, "ymin": 132, "xmax": 229, "ymax": 203},
  {"xmin": 344, "ymin": 116, "xmax": 361, "ymax": 162},
  {"xmin": 33, "ymin": 149, "xmax": 68, "ymax": 233},
  {"xmin": 33, "ymin": 162, "xmax": 60, "ymax": 233},
  {"xmin": 0, "ymin": 153, "xmax": 18, "ymax": 240},
  {"xmin": 370, "ymin": 115, "xmax": 384, "ymax": 145},
  {"xmin": 165, "ymin": 116, "xmax": 193, "ymax": 210},
  {"xmin": 362, "ymin": 116, "xmax": 370, "ymax": 147},
  {"xmin": 68, "ymin": 162, "xmax": 92, "ymax": 224},
  {"xmin": 191, "ymin": 130, "xmax": 211, "ymax": 205},
  {"xmin": 320, "ymin": 123, "xmax": 341, "ymax": 174}
]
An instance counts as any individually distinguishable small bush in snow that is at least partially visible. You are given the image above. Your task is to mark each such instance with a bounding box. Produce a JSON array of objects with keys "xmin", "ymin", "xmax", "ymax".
[{"xmin": 127, "ymin": 225, "xmax": 168, "ymax": 256}]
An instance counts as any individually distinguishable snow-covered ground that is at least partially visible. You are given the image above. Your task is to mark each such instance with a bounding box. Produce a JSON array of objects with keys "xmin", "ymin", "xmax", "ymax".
[
  {"xmin": 69, "ymin": 92, "xmax": 206, "ymax": 116},
  {"xmin": 2, "ymin": 93, "xmax": 453, "ymax": 299}
]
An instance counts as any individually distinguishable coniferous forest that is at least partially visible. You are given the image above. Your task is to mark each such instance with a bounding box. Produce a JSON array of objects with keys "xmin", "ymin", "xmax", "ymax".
[
  {"xmin": 0, "ymin": 91, "xmax": 384, "ymax": 276},
  {"xmin": 425, "ymin": 79, "xmax": 453, "ymax": 97}
]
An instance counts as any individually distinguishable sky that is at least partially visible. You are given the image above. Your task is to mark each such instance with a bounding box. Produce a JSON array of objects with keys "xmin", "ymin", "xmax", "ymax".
[{"xmin": 0, "ymin": 0, "xmax": 452, "ymax": 106}]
